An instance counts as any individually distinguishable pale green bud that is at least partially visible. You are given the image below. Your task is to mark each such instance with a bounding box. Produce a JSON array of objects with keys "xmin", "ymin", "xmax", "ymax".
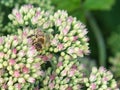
[
  {"xmin": 54, "ymin": 48, "xmax": 58, "ymax": 53},
  {"xmin": 14, "ymin": 64, "xmax": 20, "ymax": 70},
  {"xmin": 0, "ymin": 63, "xmax": 3, "ymax": 68},
  {"xmin": 61, "ymin": 52, "xmax": 65, "ymax": 56},
  {"xmin": 3, "ymin": 61, "xmax": 8, "ymax": 67}
]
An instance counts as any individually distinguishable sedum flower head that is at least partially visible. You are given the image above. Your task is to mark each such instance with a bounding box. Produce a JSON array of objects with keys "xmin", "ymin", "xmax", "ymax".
[
  {"xmin": 8, "ymin": 6, "xmax": 89, "ymax": 60},
  {"xmin": 48, "ymin": 10, "xmax": 89, "ymax": 59},
  {"xmin": 8, "ymin": 4, "xmax": 52, "ymax": 29},
  {"xmin": 0, "ymin": 31, "xmax": 45, "ymax": 89},
  {"xmin": 12, "ymin": 9, "xmax": 90, "ymax": 61},
  {"xmin": 0, "ymin": 0, "xmax": 54, "ymax": 36},
  {"xmin": 84, "ymin": 67, "xmax": 119, "ymax": 90},
  {"xmin": 41, "ymin": 56, "xmax": 85, "ymax": 90}
]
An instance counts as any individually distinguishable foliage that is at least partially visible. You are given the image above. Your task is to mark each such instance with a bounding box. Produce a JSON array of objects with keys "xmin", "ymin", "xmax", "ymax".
[
  {"xmin": 108, "ymin": 32, "xmax": 120, "ymax": 54},
  {"xmin": 83, "ymin": 0, "xmax": 115, "ymax": 10},
  {"xmin": 110, "ymin": 53, "xmax": 120, "ymax": 87}
]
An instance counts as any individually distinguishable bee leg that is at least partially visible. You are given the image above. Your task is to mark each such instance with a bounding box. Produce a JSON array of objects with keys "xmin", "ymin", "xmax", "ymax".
[
  {"xmin": 35, "ymin": 42, "xmax": 42, "ymax": 51},
  {"xmin": 27, "ymin": 34, "xmax": 35, "ymax": 38}
]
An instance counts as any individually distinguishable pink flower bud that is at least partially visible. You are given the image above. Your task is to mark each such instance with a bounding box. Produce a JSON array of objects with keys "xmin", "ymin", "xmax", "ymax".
[
  {"xmin": 84, "ymin": 49, "xmax": 90, "ymax": 55},
  {"xmin": 76, "ymin": 49, "xmax": 83, "ymax": 56},
  {"xmin": 2, "ymin": 83, "xmax": 7, "ymax": 89},
  {"xmin": 0, "ymin": 52, "xmax": 4, "ymax": 58},
  {"xmin": 67, "ymin": 16, "xmax": 73, "ymax": 23},
  {"xmin": 99, "ymin": 66, "xmax": 106, "ymax": 73},
  {"xmin": 41, "ymin": 55, "xmax": 49, "ymax": 61},
  {"xmin": 18, "ymin": 78, "xmax": 25, "ymax": 83},
  {"xmin": 50, "ymin": 74, "xmax": 56, "ymax": 81},
  {"xmin": 24, "ymin": 4, "xmax": 33, "ymax": 9},
  {"xmin": 62, "ymin": 28, "xmax": 69, "ymax": 35},
  {"xmin": 22, "ymin": 31, "xmax": 28, "ymax": 37},
  {"xmin": 14, "ymin": 36, "xmax": 18, "ymax": 40},
  {"xmin": 32, "ymin": 11, "xmax": 40, "ymax": 23},
  {"xmin": 0, "ymin": 37, "xmax": 4, "ymax": 44},
  {"xmin": 49, "ymin": 83, "xmax": 54, "ymax": 89},
  {"xmin": 57, "ymin": 61, "xmax": 63, "ymax": 67},
  {"xmin": 9, "ymin": 59, "xmax": 16, "ymax": 65},
  {"xmin": 51, "ymin": 39, "xmax": 58, "ymax": 46},
  {"xmin": 73, "ymin": 36, "xmax": 78, "ymax": 41},
  {"xmin": 28, "ymin": 77, "xmax": 35, "ymax": 83},
  {"xmin": 18, "ymin": 50, "xmax": 25, "ymax": 57},
  {"xmin": 66, "ymin": 86, "xmax": 72, "ymax": 90},
  {"xmin": 102, "ymin": 77, "xmax": 108, "ymax": 82},
  {"xmin": 22, "ymin": 66, "xmax": 29, "ymax": 73},
  {"xmin": 90, "ymin": 83, "xmax": 96, "ymax": 90},
  {"xmin": 68, "ymin": 69, "xmax": 76, "ymax": 77},
  {"xmin": 15, "ymin": 83, "xmax": 21, "ymax": 90},
  {"xmin": 12, "ymin": 48, "xmax": 17, "ymax": 54},
  {"xmin": 27, "ymin": 46, "xmax": 36, "ymax": 57},
  {"xmin": 61, "ymin": 70, "xmax": 67, "ymax": 76},
  {"xmin": 47, "ymin": 54, "xmax": 53, "ymax": 59},
  {"xmin": 33, "ymin": 63, "xmax": 40, "ymax": 69},
  {"xmin": 34, "ymin": 87, "xmax": 39, "ymax": 90},
  {"xmin": 14, "ymin": 70, "xmax": 20, "ymax": 78},
  {"xmin": 67, "ymin": 48, "xmax": 74, "ymax": 54},
  {"xmin": 57, "ymin": 44, "xmax": 64, "ymax": 50},
  {"xmin": 56, "ymin": 19, "xmax": 62, "ymax": 26},
  {"xmin": 15, "ymin": 12, "xmax": 23, "ymax": 23},
  {"xmin": 71, "ymin": 65, "xmax": 77, "ymax": 70},
  {"xmin": 36, "ymin": 71, "xmax": 45, "ymax": 76}
]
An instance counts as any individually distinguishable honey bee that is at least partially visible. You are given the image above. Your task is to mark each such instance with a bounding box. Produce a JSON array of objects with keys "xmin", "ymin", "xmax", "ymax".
[{"xmin": 27, "ymin": 30, "xmax": 50, "ymax": 52}]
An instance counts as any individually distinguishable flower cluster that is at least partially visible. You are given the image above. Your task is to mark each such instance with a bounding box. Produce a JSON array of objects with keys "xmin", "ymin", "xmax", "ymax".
[
  {"xmin": 0, "ymin": 32, "xmax": 45, "ymax": 89},
  {"xmin": 8, "ymin": 6, "xmax": 90, "ymax": 60},
  {"xmin": 48, "ymin": 10, "xmax": 89, "ymax": 59},
  {"xmin": 41, "ymin": 56, "xmax": 85, "ymax": 90},
  {"xmin": 8, "ymin": 4, "xmax": 52, "ymax": 29},
  {"xmin": 0, "ymin": 0, "xmax": 54, "ymax": 36},
  {"xmin": 84, "ymin": 67, "xmax": 118, "ymax": 90}
]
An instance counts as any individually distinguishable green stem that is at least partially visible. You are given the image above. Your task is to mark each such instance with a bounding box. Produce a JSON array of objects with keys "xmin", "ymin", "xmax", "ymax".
[{"xmin": 86, "ymin": 12, "xmax": 106, "ymax": 66}]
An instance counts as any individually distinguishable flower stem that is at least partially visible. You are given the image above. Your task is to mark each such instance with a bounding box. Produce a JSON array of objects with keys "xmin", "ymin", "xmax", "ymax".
[{"xmin": 86, "ymin": 12, "xmax": 106, "ymax": 66}]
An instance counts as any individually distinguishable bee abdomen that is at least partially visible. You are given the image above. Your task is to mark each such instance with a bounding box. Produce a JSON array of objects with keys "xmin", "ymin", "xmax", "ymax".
[{"xmin": 34, "ymin": 42, "xmax": 42, "ymax": 51}]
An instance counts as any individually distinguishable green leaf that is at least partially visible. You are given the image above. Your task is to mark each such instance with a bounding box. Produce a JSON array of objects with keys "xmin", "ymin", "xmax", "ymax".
[
  {"xmin": 52, "ymin": 0, "xmax": 81, "ymax": 12},
  {"xmin": 83, "ymin": 0, "xmax": 115, "ymax": 10}
]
